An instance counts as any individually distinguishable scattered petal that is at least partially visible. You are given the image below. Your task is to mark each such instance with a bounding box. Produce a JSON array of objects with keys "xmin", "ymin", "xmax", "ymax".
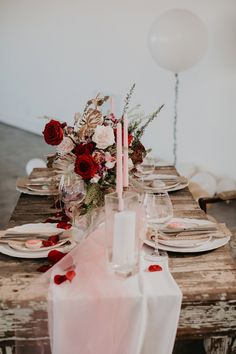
[
  {"xmin": 66, "ymin": 270, "xmax": 76, "ymax": 282},
  {"xmin": 48, "ymin": 235, "xmax": 59, "ymax": 244},
  {"xmin": 42, "ymin": 240, "xmax": 54, "ymax": 247},
  {"xmin": 148, "ymin": 264, "xmax": 163, "ymax": 272},
  {"xmin": 54, "ymin": 274, "xmax": 67, "ymax": 285},
  {"xmin": 57, "ymin": 221, "xmax": 72, "ymax": 230},
  {"xmin": 48, "ymin": 250, "xmax": 67, "ymax": 264}
]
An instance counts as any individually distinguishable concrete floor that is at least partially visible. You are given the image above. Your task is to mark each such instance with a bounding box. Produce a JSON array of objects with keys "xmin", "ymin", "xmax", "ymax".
[
  {"xmin": 0, "ymin": 122, "xmax": 235, "ymax": 354},
  {"xmin": 0, "ymin": 123, "xmax": 49, "ymax": 228}
]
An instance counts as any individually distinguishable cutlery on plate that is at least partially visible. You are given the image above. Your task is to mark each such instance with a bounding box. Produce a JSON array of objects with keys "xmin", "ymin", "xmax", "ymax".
[
  {"xmin": 0, "ymin": 237, "xmax": 70, "ymax": 245},
  {"xmin": 0, "ymin": 231, "xmax": 64, "ymax": 239},
  {"xmin": 161, "ymin": 225, "xmax": 218, "ymax": 234}
]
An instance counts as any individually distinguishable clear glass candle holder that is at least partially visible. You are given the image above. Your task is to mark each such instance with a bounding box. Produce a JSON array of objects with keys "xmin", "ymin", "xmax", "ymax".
[{"xmin": 105, "ymin": 191, "xmax": 142, "ymax": 276}]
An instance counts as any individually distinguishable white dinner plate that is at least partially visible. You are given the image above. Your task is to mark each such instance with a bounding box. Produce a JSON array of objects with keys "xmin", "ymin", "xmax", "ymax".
[
  {"xmin": 8, "ymin": 238, "xmax": 69, "ymax": 252},
  {"xmin": 142, "ymin": 174, "xmax": 179, "ymax": 181},
  {"xmin": 16, "ymin": 185, "xmax": 58, "ymax": 196},
  {"xmin": 0, "ymin": 240, "xmax": 77, "ymax": 258},
  {"xmin": 144, "ymin": 236, "xmax": 230, "ymax": 253},
  {"xmin": 144, "ymin": 181, "xmax": 189, "ymax": 193},
  {"xmin": 4, "ymin": 223, "xmax": 66, "ymax": 236},
  {"xmin": 16, "ymin": 177, "xmax": 58, "ymax": 196}
]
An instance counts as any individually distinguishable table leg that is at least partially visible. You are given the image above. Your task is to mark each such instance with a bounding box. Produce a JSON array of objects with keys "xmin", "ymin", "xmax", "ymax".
[{"xmin": 204, "ymin": 336, "xmax": 236, "ymax": 354}]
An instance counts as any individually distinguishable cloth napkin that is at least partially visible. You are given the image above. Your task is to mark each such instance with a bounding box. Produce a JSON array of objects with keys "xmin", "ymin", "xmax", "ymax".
[
  {"xmin": 147, "ymin": 222, "xmax": 231, "ymax": 242},
  {"xmin": 48, "ymin": 225, "xmax": 182, "ymax": 354}
]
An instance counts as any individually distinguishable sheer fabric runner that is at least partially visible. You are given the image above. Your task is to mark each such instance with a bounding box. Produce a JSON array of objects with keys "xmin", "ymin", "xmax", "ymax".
[{"xmin": 16, "ymin": 225, "xmax": 182, "ymax": 354}]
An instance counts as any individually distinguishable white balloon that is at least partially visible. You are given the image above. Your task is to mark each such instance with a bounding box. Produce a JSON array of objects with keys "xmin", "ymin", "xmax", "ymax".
[
  {"xmin": 26, "ymin": 158, "xmax": 46, "ymax": 176},
  {"xmin": 148, "ymin": 9, "xmax": 208, "ymax": 73},
  {"xmin": 176, "ymin": 162, "xmax": 197, "ymax": 179},
  {"xmin": 216, "ymin": 178, "xmax": 236, "ymax": 194},
  {"xmin": 190, "ymin": 172, "xmax": 217, "ymax": 197}
]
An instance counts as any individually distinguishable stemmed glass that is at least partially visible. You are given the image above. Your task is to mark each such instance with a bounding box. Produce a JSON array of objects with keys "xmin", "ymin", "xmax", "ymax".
[
  {"xmin": 143, "ymin": 191, "xmax": 173, "ymax": 261},
  {"xmin": 59, "ymin": 172, "xmax": 86, "ymax": 219},
  {"xmin": 136, "ymin": 155, "xmax": 155, "ymax": 187}
]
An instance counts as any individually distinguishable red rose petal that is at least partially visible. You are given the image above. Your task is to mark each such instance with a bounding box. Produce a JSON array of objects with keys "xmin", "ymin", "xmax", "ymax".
[
  {"xmin": 37, "ymin": 264, "xmax": 52, "ymax": 273},
  {"xmin": 57, "ymin": 221, "xmax": 72, "ymax": 230},
  {"xmin": 61, "ymin": 122, "xmax": 67, "ymax": 129},
  {"xmin": 148, "ymin": 264, "xmax": 163, "ymax": 272},
  {"xmin": 48, "ymin": 249, "xmax": 67, "ymax": 264},
  {"xmin": 42, "ymin": 240, "xmax": 54, "ymax": 247},
  {"xmin": 54, "ymin": 274, "xmax": 67, "ymax": 285},
  {"xmin": 48, "ymin": 235, "xmax": 59, "ymax": 244},
  {"xmin": 66, "ymin": 270, "xmax": 76, "ymax": 282}
]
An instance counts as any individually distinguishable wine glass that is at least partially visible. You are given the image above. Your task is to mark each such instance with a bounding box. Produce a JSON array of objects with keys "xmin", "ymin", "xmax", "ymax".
[
  {"xmin": 143, "ymin": 191, "xmax": 173, "ymax": 261},
  {"xmin": 136, "ymin": 155, "xmax": 155, "ymax": 187},
  {"xmin": 59, "ymin": 172, "xmax": 86, "ymax": 219}
]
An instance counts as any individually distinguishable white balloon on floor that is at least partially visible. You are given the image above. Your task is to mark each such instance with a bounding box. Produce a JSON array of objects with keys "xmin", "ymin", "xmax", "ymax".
[
  {"xmin": 26, "ymin": 158, "xmax": 46, "ymax": 176},
  {"xmin": 148, "ymin": 9, "xmax": 208, "ymax": 73},
  {"xmin": 217, "ymin": 178, "xmax": 236, "ymax": 194},
  {"xmin": 190, "ymin": 172, "xmax": 217, "ymax": 197}
]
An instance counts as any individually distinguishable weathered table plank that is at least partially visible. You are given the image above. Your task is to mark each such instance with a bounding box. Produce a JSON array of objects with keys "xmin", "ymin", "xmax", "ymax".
[{"xmin": 0, "ymin": 167, "xmax": 235, "ymax": 353}]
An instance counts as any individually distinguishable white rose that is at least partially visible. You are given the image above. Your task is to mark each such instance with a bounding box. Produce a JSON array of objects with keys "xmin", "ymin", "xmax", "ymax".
[{"xmin": 92, "ymin": 125, "xmax": 115, "ymax": 150}]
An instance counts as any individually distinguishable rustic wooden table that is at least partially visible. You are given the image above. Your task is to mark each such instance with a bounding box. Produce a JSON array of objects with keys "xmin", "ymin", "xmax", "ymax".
[{"xmin": 0, "ymin": 167, "xmax": 235, "ymax": 354}]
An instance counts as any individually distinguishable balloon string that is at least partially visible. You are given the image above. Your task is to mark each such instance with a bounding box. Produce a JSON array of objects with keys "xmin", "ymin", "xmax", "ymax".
[{"xmin": 173, "ymin": 73, "xmax": 179, "ymax": 166}]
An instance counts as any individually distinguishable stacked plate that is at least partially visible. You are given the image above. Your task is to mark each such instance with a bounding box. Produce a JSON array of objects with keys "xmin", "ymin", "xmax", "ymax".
[
  {"xmin": 132, "ymin": 173, "xmax": 189, "ymax": 193},
  {"xmin": 16, "ymin": 176, "xmax": 59, "ymax": 196},
  {"xmin": 0, "ymin": 223, "xmax": 76, "ymax": 258},
  {"xmin": 144, "ymin": 218, "xmax": 231, "ymax": 253}
]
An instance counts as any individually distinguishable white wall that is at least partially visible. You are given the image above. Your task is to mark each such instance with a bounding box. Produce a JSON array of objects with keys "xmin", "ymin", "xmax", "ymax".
[{"xmin": 0, "ymin": 0, "xmax": 236, "ymax": 179}]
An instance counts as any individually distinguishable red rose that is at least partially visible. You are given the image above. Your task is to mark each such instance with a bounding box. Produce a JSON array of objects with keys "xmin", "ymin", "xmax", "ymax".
[
  {"xmin": 74, "ymin": 143, "xmax": 94, "ymax": 155},
  {"xmin": 43, "ymin": 120, "xmax": 64, "ymax": 146},
  {"xmin": 74, "ymin": 153, "xmax": 98, "ymax": 180},
  {"xmin": 128, "ymin": 134, "xmax": 133, "ymax": 146}
]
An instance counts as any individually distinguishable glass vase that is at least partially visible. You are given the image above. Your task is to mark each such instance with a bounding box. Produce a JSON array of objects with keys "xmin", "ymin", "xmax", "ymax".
[{"xmin": 105, "ymin": 191, "xmax": 144, "ymax": 276}]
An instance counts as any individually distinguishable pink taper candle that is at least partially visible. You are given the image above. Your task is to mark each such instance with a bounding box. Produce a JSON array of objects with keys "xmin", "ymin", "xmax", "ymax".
[
  {"xmin": 116, "ymin": 123, "xmax": 123, "ymax": 201},
  {"xmin": 123, "ymin": 114, "xmax": 129, "ymax": 187}
]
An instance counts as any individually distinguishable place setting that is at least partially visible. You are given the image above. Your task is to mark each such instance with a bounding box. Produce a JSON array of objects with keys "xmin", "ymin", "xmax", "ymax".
[
  {"xmin": 16, "ymin": 175, "xmax": 59, "ymax": 196},
  {"xmin": 143, "ymin": 217, "xmax": 231, "ymax": 254},
  {"xmin": 131, "ymin": 155, "xmax": 189, "ymax": 193},
  {"xmin": 0, "ymin": 222, "xmax": 77, "ymax": 258}
]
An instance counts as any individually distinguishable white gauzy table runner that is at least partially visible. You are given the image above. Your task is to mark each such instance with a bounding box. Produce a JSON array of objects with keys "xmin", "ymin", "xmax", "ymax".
[{"xmin": 48, "ymin": 226, "xmax": 182, "ymax": 354}]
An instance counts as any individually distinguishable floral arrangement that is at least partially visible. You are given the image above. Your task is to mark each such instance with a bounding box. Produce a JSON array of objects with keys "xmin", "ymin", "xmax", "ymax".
[{"xmin": 42, "ymin": 84, "xmax": 164, "ymax": 215}]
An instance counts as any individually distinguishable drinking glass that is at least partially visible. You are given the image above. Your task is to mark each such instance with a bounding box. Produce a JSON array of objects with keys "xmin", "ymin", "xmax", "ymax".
[
  {"xmin": 59, "ymin": 172, "xmax": 86, "ymax": 219},
  {"xmin": 136, "ymin": 155, "xmax": 155, "ymax": 193},
  {"xmin": 136, "ymin": 155, "xmax": 155, "ymax": 177},
  {"xmin": 143, "ymin": 191, "xmax": 173, "ymax": 261}
]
